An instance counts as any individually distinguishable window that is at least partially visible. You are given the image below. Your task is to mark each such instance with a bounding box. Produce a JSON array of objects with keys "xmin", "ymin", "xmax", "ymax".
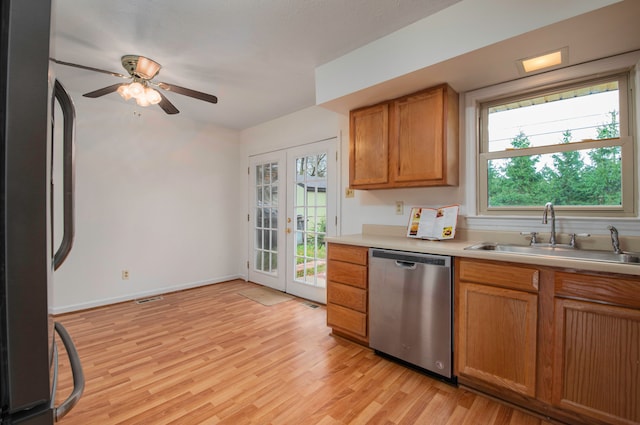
[{"xmin": 478, "ymin": 73, "xmax": 634, "ymax": 216}]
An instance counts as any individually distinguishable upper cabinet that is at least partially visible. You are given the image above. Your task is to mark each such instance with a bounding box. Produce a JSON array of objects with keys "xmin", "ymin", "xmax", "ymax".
[{"xmin": 349, "ymin": 84, "xmax": 459, "ymax": 189}]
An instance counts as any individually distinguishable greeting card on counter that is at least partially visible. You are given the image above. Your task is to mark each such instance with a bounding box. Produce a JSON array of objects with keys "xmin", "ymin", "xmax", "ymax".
[{"xmin": 406, "ymin": 204, "xmax": 459, "ymax": 240}]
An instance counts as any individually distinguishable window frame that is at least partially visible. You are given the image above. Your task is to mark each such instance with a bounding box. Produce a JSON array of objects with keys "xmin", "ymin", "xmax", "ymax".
[{"xmin": 473, "ymin": 69, "xmax": 636, "ymax": 218}]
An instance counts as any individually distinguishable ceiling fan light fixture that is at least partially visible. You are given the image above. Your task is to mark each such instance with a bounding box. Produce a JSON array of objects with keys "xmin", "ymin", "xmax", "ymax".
[
  {"xmin": 117, "ymin": 84, "xmax": 133, "ymax": 100},
  {"xmin": 135, "ymin": 96, "xmax": 151, "ymax": 107},
  {"xmin": 128, "ymin": 81, "xmax": 145, "ymax": 98},
  {"xmin": 144, "ymin": 87, "xmax": 162, "ymax": 105}
]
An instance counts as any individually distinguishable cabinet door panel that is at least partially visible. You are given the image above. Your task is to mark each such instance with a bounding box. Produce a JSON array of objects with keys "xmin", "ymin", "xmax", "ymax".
[
  {"xmin": 553, "ymin": 298, "xmax": 640, "ymax": 423},
  {"xmin": 391, "ymin": 87, "xmax": 444, "ymax": 183},
  {"xmin": 458, "ymin": 282, "xmax": 538, "ymax": 397},
  {"xmin": 349, "ymin": 104, "xmax": 389, "ymax": 187}
]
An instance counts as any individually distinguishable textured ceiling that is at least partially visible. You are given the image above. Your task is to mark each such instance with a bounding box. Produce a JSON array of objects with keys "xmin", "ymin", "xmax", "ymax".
[
  {"xmin": 51, "ymin": 1, "xmax": 640, "ymax": 130},
  {"xmin": 51, "ymin": 0, "xmax": 461, "ymax": 129}
]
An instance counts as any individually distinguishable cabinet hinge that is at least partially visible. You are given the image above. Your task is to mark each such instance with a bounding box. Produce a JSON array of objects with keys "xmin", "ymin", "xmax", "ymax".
[
  {"xmin": 246, "ymin": 260, "xmax": 249, "ymax": 269},
  {"xmin": 247, "ymin": 213, "xmax": 250, "ymax": 222},
  {"xmin": 335, "ymin": 216, "xmax": 338, "ymax": 226},
  {"xmin": 248, "ymin": 166, "xmax": 250, "ymax": 175}
]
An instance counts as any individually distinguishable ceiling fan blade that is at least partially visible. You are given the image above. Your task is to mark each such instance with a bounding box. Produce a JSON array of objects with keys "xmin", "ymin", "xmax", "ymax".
[
  {"xmin": 50, "ymin": 58, "xmax": 129, "ymax": 79},
  {"xmin": 156, "ymin": 91, "xmax": 180, "ymax": 115},
  {"xmin": 157, "ymin": 82, "xmax": 218, "ymax": 104},
  {"xmin": 83, "ymin": 83, "xmax": 125, "ymax": 98}
]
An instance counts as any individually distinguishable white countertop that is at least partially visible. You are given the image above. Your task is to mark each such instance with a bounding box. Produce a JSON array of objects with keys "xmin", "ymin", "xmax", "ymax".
[{"xmin": 326, "ymin": 226, "xmax": 640, "ymax": 277}]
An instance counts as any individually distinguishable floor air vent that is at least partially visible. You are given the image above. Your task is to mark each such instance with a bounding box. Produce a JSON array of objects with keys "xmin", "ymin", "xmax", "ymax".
[
  {"xmin": 302, "ymin": 301, "xmax": 319, "ymax": 309},
  {"xmin": 135, "ymin": 296, "xmax": 163, "ymax": 305}
]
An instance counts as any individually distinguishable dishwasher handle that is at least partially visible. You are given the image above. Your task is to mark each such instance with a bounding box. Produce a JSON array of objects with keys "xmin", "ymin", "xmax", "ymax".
[
  {"xmin": 370, "ymin": 248, "xmax": 451, "ymax": 267},
  {"xmin": 395, "ymin": 260, "xmax": 417, "ymax": 270}
]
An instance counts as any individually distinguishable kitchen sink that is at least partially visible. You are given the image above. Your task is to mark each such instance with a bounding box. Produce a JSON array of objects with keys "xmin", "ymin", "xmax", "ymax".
[{"xmin": 464, "ymin": 242, "xmax": 640, "ymax": 264}]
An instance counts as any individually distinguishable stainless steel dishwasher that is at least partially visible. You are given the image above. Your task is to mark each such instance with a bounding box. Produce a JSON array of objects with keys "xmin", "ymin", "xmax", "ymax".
[{"xmin": 369, "ymin": 248, "xmax": 453, "ymax": 381}]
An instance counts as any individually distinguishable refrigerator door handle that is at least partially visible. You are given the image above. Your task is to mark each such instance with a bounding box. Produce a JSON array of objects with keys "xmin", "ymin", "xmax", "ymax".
[
  {"xmin": 53, "ymin": 322, "xmax": 84, "ymax": 421},
  {"xmin": 50, "ymin": 339, "xmax": 59, "ymax": 409},
  {"xmin": 53, "ymin": 79, "xmax": 76, "ymax": 270}
]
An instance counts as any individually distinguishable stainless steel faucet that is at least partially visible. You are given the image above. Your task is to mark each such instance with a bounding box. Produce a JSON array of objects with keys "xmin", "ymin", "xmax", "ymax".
[
  {"xmin": 608, "ymin": 225, "xmax": 622, "ymax": 254},
  {"xmin": 542, "ymin": 202, "xmax": 556, "ymax": 245}
]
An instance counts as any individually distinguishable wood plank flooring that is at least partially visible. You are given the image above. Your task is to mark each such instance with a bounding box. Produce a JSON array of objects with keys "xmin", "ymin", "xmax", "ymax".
[{"xmin": 54, "ymin": 280, "xmax": 553, "ymax": 425}]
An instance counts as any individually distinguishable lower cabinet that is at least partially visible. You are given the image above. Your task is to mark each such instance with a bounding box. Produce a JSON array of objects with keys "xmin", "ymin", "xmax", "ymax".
[
  {"xmin": 326, "ymin": 243, "xmax": 369, "ymax": 345},
  {"xmin": 457, "ymin": 282, "xmax": 538, "ymax": 397},
  {"xmin": 456, "ymin": 258, "xmax": 539, "ymax": 398},
  {"xmin": 553, "ymin": 273, "xmax": 640, "ymax": 425},
  {"xmin": 457, "ymin": 258, "xmax": 640, "ymax": 425}
]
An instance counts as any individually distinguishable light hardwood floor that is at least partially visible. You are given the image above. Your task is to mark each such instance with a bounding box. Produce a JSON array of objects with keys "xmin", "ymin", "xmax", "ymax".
[{"xmin": 54, "ymin": 280, "xmax": 553, "ymax": 425}]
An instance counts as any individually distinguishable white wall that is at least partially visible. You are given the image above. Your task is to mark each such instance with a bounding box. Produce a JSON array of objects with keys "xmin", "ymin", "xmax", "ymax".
[{"xmin": 52, "ymin": 95, "xmax": 242, "ymax": 313}]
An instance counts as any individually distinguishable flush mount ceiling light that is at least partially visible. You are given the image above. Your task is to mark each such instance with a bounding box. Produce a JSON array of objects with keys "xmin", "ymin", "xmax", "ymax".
[{"xmin": 517, "ymin": 47, "xmax": 568, "ymax": 75}]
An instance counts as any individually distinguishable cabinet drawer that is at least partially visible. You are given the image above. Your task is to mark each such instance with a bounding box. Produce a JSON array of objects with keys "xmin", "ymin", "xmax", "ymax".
[
  {"xmin": 459, "ymin": 259, "xmax": 539, "ymax": 292},
  {"xmin": 328, "ymin": 282, "xmax": 367, "ymax": 313},
  {"xmin": 555, "ymin": 271, "xmax": 640, "ymax": 309},
  {"xmin": 327, "ymin": 304, "xmax": 367, "ymax": 338},
  {"xmin": 327, "ymin": 260, "xmax": 367, "ymax": 289},
  {"xmin": 328, "ymin": 243, "xmax": 368, "ymax": 265}
]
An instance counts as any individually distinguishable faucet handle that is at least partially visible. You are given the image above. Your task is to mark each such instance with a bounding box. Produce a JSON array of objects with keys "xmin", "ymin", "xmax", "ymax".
[
  {"xmin": 569, "ymin": 233, "xmax": 591, "ymax": 248},
  {"xmin": 520, "ymin": 231, "xmax": 539, "ymax": 245}
]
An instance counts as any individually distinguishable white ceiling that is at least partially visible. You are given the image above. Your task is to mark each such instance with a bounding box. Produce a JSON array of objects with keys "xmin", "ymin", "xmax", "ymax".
[
  {"xmin": 51, "ymin": 0, "xmax": 461, "ymax": 129},
  {"xmin": 51, "ymin": 0, "xmax": 640, "ymax": 130}
]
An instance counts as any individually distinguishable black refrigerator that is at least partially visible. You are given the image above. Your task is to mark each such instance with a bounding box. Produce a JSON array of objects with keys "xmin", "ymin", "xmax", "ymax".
[{"xmin": 1, "ymin": 0, "xmax": 84, "ymax": 423}]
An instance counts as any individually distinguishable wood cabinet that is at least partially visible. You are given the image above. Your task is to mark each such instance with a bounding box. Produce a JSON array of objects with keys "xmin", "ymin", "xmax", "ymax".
[
  {"xmin": 456, "ymin": 258, "xmax": 539, "ymax": 397},
  {"xmin": 326, "ymin": 243, "xmax": 369, "ymax": 345},
  {"xmin": 456, "ymin": 259, "xmax": 640, "ymax": 425},
  {"xmin": 349, "ymin": 84, "xmax": 458, "ymax": 189},
  {"xmin": 553, "ymin": 272, "xmax": 640, "ymax": 425}
]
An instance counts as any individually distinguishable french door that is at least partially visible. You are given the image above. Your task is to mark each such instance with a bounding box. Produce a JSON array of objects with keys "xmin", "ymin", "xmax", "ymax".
[{"xmin": 248, "ymin": 139, "xmax": 337, "ymax": 303}]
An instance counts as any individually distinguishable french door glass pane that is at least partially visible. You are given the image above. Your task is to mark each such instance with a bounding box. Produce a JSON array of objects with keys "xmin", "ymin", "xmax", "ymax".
[
  {"xmin": 293, "ymin": 154, "xmax": 327, "ymax": 287},
  {"xmin": 254, "ymin": 162, "xmax": 279, "ymax": 275}
]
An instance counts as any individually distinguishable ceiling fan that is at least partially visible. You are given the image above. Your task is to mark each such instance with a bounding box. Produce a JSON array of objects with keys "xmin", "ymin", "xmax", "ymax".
[{"xmin": 51, "ymin": 55, "xmax": 218, "ymax": 115}]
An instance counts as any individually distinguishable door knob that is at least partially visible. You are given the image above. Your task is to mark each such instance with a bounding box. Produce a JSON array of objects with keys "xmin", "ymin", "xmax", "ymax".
[{"xmin": 286, "ymin": 228, "xmax": 292, "ymax": 234}]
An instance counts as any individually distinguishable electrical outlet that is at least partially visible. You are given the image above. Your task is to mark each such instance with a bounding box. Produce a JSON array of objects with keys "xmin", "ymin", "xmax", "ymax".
[
  {"xmin": 122, "ymin": 270, "xmax": 129, "ymax": 280},
  {"xmin": 395, "ymin": 201, "xmax": 404, "ymax": 215},
  {"xmin": 345, "ymin": 188, "xmax": 355, "ymax": 198}
]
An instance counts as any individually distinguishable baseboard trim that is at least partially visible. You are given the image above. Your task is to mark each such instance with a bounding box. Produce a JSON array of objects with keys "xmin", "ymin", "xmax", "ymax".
[{"xmin": 50, "ymin": 274, "xmax": 243, "ymax": 314}]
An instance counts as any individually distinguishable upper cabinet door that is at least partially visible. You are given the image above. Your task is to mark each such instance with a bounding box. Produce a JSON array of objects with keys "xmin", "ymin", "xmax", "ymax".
[
  {"xmin": 391, "ymin": 86, "xmax": 442, "ymax": 184},
  {"xmin": 390, "ymin": 84, "xmax": 458, "ymax": 187},
  {"xmin": 349, "ymin": 103, "xmax": 389, "ymax": 187}
]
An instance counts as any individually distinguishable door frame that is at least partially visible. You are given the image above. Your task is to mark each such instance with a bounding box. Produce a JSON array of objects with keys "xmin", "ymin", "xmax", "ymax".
[{"xmin": 247, "ymin": 137, "xmax": 339, "ymax": 303}]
